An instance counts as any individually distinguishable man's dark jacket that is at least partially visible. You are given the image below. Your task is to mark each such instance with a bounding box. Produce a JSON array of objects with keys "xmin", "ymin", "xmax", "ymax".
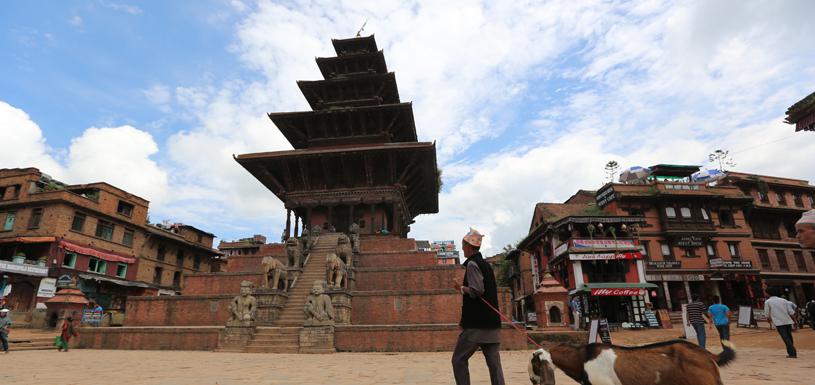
[{"xmin": 460, "ymin": 252, "xmax": 501, "ymax": 329}]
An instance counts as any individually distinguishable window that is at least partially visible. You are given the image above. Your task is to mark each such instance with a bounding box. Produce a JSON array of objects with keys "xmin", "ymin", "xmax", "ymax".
[
  {"xmin": 157, "ymin": 245, "xmax": 166, "ymax": 261},
  {"xmin": 776, "ymin": 191, "xmax": 787, "ymax": 206},
  {"xmin": 0, "ymin": 186, "xmax": 5, "ymax": 200},
  {"xmin": 757, "ymin": 249, "xmax": 770, "ymax": 269},
  {"xmin": 784, "ymin": 221, "xmax": 797, "ymax": 238},
  {"xmin": 153, "ymin": 267, "xmax": 163, "ymax": 284},
  {"xmin": 88, "ymin": 258, "xmax": 107, "ymax": 274},
  {"xmin": 27, "ymin": 208, "xmax": 43, "ymax": 229},
  {"xmin": 680, "ymin": 207, "xmax": 692, "ymax": 218},
  {"xmin": 176, "ymin": 250, "xmax": 184, "ymax": 266},
  {"xmin": 706, "ymin": 243, "xmax": 717, "ymax": 259},
  {"xmin": 793, "ymin": 251, "xmax": 806, "ymax": 270},
  {"xmin": 665, "ymin": 207, "xmax": 677, "ymax": 218},
  {"xmin": 660, "ymin": 243, "xmax": 673, "ymax": 260},
  {"xmin": 117, "ymin": 201, "xmax": 134, "ymax": 217},
  {"xmin": 700, "ymin": 208, "xmax": 710, "ymax": 220},
  {"xmin": 172, "ymin": 271, "xmax": 182, "ymax": 288},
  {"xmin": 63, "ymin": 252, "xmax": 77, "ymax": 268},
  {"xmin": 122, "ymin": 228, "xmax": 134, "ymax": 247},
  {"xmin": 95, "ymin": 220, "xmax": 114, "ymax": 240},
  {"xmin": 71, "ymin": 213, "xmax": 86, "ymax": 232},
  {"xmin": 793, "ymin": 193, "xmax": 804, "ymax": 207},
  {"xmin": 683, "ymin": 247, "xmax": 698, "ymax": 257},
  {"xmin": 2, "ymin": 212, "xmax": 16, "ymax": 231},
  {"xmin": 728, "ymin": 242, "xmax": 741, "ymax": 259},
  {"xmin": 776, "ymin": 250, "xmax": 788, "ymax": 271},
  {"xmin": 640, "ymin": 241, "xmax": 650, "ymax": 260},
  {"xmin": 11, "ymin": 185, "xmax": 21, "ymax": 199},
  {"xmin": 116, "ymin": 263, "xmax": 128, "ymax": 278},
  {"xmin": 193, "ymin": 256, "xmax": 201, "ymax": 270},
  {"xmin": 719, "ymin": 210, "xmax": 735, "ymax": 226},
  {"xmin": 758, "ymin": 191, "xmax": 769, "ymax": 203}
]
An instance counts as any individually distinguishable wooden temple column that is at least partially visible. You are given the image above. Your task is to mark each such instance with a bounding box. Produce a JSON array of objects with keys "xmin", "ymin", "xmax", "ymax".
[
  {"xmin": 369, "ymin": 204, "xmax": 376, "ymax": 234},
  {"xmin": 328, "ymin": 205, "xmax": 334, "ymax": 229},
  {"xmin": 285, "ymin": 209, "xmax": 292, "ymax": 240},
  {"xmin": 306, "ymin": 207, "xmax": 312, "ymax": 230},
  {"xmin": 294, "ymin": 215, "xmax": 300, "ymax": 237},
  {"xmin": 349, "ymin": 204, "xmax": 355, "ymax": 227}
]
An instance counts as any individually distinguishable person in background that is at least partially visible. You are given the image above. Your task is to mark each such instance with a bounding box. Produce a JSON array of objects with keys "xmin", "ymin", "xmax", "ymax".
[
  {"xmin": 765, "ymin": 287, "xmax": 798, "ymax": 358},
  {"xmin": 451, "ymin": 228, "xmax": 504, "ymax": 385},
  {"xmin": 795, "ymin": 209, "xmax": 815, "ymax": 249},
  {"xmin": 56, "ymin": 313, "xmax": 79, "ymax": 352},
  {"xmin": 0, "ymin": 308, "xmax": 11, "ymax": 354},
  {"xmin": 806, "ymin": 299, "xmax": 815, "ymax": 330},
  {"xmin": 686, "ymin": 295, "xmax": 713, "ymax": 349},
  {"xmin": 707, "ymin": 296, "xmax": 732, "ymax": 341}
]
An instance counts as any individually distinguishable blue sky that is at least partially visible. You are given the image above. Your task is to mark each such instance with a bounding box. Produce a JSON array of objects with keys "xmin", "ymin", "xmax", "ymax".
[{"xmin": 2, "ymin": 0, "xmax": 815, "ymax": 255}]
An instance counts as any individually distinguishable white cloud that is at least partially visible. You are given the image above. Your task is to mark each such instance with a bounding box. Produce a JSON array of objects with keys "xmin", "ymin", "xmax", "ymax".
[
  {"xmin": 0, "ymin": 101, "xmax": 64, "ymax": 177},
  {"xmin": 100, "ymin": 1, "xmax": 143, "ymax": 15},
  {"xmin": 69, "ymin": 15, "xmax": 83, "ymax": 27},
  {"xmin": 143, "ymin": 84, "xmax": 172, "ymax": 105}
]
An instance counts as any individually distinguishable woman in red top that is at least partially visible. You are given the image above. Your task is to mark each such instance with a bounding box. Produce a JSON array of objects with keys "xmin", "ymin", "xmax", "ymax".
[{"xmin": 57, "ymin": 314, "xmax": 78, "ymax": 352}]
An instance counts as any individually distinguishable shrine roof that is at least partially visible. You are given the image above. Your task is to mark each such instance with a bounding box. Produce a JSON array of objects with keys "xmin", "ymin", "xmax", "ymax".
[
  {"xmin": 297, "ymin": 72, "xmax": 400, "ymax": 110},
  {"xmin": 317, "ymin": 50, "xmax": 388, "ymax": 79},
  {"xmin": 236, "ymin": 141, "xmax": 434, "ymax": 160},
  {"xmin": 785, "ymin": 91, "xmax": 815, "ymax": 131},
  {"xmin": 332, "ymin": 35, "xmax": 378, "ymax": 56},
  {"xmin": 268, "ymin": 102, "xmax": 417, "ymax": 149}
]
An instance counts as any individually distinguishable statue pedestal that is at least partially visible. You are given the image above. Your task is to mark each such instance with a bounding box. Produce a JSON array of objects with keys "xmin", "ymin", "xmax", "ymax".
[
  {"xmin": 299, "ymin": 325, "xmax": 335, "ymax": 353},
  {"xmin": 252, "ymin": 288, "xmax": 288, "ymax": 325},
  {"xmin": 220, "ymin": 320, "xmax": 256, "ymax": 351},
  {"xmin": 326, "ymin": 288, "xmax": 352, "ymax": 324}
]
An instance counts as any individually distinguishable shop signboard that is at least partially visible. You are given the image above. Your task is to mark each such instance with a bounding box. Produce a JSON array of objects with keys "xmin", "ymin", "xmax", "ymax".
[
  {"xmin": 646, "ymin": 261, "xmax": 682, "ymax": 269},
  {"xmin": 0, "ymin": 260, "xmax": 49, "ymax": 277},
  {"xmin": 588, "ymin": 318, "xmax": 613, "ymax": 343},
  {"xmin": 595, "ymin": 187, "xmax": 616, "ymax": 207},
  {"xmin": 572, "ymin": 239, "xmax": 637, "ymax": 249},
  {"xmin": 675, "ymin": 235, "xmax": 703, "ymax": 247},
  {"xmin": 554, "ymin": 243, "xmax": 568, "ymax": 257},
  {"xmin": 709, "ymin": 259, "xmax": 752, "ymax": 269},
  {"xmin": 36, "ymin": 278, "xmax": 57, "ymax": 298},
  {"xmin": 570, "ymin": 252, "xmax": 642, "ymax": 261},
  {"xmin": 591, "ymin": 288, "xmax": 646, "ymax": 296}
]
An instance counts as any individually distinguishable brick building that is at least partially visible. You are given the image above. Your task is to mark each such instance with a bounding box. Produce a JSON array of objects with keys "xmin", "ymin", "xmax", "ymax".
[
  {"xmin": 0, "ymin": 168, "xmax": 221, "ymax": 313},
  {"xmin": 720, "ymin": 172, "xmax": 815, "ymax": 304}
]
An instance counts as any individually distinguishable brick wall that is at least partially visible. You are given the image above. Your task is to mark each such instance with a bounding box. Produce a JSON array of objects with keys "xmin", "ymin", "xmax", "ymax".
[
  {"xmin": 79, "ymin": 327, "xmax": 222, "ymax": 350},
  {"xmin": 124, "ymin": 295, "xmax": 233, "ymax": 326},
  {"xmin": 355, "ymin": 251, "xmax": 437, "ymax": 268},
  {"xmin": 183, "ymin": 272, "xmax": 265, "ymax": 295},
  {"xmin": 226, "ymin": 254, "xmax": 285, "ymax": 272},
  {"xmin": 359, "ymin": 236, "xmax": 417, "ymax": 253},
  {"xmin": 335, "ymin": 325, "xmax": 527, "ymax": 352},
  {"xmin": 354, "ymin": 265, "xmax": 463, "ymax": 291},
  {"xmin": 350, "ymin": 290, "xmax": 461, "ymax": 324}
]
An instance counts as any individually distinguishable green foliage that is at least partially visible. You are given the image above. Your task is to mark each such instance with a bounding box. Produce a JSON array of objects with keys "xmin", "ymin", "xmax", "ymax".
[
  {"xmin": 436, "ymin": 167, "xmax": 444, "ymax": 193},
  {"xmin": 495, "ymin": 258, "xmax": 513, "ymax": 287}
]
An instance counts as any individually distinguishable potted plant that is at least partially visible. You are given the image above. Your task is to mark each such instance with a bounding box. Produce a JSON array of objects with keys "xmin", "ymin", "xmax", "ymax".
[{"xmin": 12, "ymin": 252, "xmax": 26, "ymax": 264}]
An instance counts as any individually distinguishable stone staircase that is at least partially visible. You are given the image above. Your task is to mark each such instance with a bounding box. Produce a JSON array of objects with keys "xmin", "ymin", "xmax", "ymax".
[
  {"xmin": 10, "ymin": 335, "xmax": 57, "ymax": 351},
  {"xmin": 243, "ymin": 233, "xmax": 338, "ymax": 353}
]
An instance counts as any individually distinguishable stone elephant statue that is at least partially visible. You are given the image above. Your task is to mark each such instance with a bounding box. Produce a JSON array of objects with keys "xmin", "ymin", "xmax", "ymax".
[
  {"xmin": 325, "ymin": 253, "xmax": 347, "ymax": 288},
  {"xmin": 261, "ymin": 256, "xmax": 288, "ymax": 291}
]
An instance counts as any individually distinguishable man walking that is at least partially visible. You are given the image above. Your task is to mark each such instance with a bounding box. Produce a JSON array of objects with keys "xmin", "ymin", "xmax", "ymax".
[
  {"xmin": 0, "ymin": 308, "xmax": 11, "ymax": 353},
  {"xmin": 686, "ymin": 296, "xmax": 713, "ymax": 349},
  {"xmin": 452, "ymin": 228, "xmax": 505, "ymax": 385},
  {"xmin": 806, "ymin": 299, "xmax": 815, "ymax": 330},
  {"xmin": 765, "ymin": 288, "xmax": 798, "ymax": 358},
  {"xmin": 707, "ymin": 296, "xmax": 732, "ymax": 341}
]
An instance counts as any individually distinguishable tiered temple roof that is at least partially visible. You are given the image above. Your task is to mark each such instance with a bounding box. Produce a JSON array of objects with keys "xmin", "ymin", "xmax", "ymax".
[{"xmin": 236, "ymin": 35, "xmax": 438, "ymax": 237}]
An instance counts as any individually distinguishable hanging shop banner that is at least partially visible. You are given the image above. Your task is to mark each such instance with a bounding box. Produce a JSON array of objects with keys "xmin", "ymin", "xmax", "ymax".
[
  {"xmin": 0, "ymin": 260, "xmax": 49, "ymax": 277},
  {"xmin": 591, "ymin": 288, "xmax": 647, "ymax": 296},
  {"xmin": 709, "ymin": 258, "xmax": 753, "ymax": 269},
  {"xmin": 572, "ymin": 239, "xmax": 638, "ymax": 249},
  {"xmin": 570, "ymin": 252, "xmax": 642, "ymax": 261},
  {"xmin": 554, "ymin": 243, "xmax": 569, "ymax": 256}
]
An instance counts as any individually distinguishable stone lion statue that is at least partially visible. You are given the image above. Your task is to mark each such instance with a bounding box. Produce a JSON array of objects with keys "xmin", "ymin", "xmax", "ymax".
[
  {"xmin": 336, "ymin": 233, "xmax": 353, "ymax": 267},
  {"xmin": 285, "ymin": 237, "xmax": 302, "ymax": 267},
  {"xmin": 325, "ymin": 253, "xmax": 346, "ymax": 288},
  {"xmin": 261, "ymin": 256, "xmax": 288, "ymax": 291}
]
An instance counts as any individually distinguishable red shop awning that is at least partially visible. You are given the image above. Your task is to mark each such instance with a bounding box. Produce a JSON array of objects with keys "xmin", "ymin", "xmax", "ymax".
[{"xmin": 59, "ymin": 240, "xmax": 136, "ymax": 264}]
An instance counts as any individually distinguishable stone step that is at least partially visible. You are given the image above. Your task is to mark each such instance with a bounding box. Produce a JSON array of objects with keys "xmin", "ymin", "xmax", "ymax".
[
  {"xmin": 245, "ymin": 346, "xmax": 299, "ymax": 354},
  {"xmin": 248, "ymin": 337, "xmax": 299, "ymax": 345}
]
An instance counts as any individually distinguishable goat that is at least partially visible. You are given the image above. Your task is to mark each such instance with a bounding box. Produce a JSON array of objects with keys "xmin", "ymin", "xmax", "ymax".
[{"xmin": 529, "ymin": 340, "xmax": 735, "ymax": 385}]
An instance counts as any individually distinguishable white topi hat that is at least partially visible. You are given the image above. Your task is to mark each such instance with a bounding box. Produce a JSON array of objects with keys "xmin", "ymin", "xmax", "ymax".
[{"xmin": 0, "ymin": 309, "xmax": 9, "ymax": 313}]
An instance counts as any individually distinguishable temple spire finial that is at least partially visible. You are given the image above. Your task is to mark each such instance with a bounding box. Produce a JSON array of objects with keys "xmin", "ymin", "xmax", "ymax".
[{"xmin": 356, "ymin": 19, "xmax": 368, "ymax": 37}]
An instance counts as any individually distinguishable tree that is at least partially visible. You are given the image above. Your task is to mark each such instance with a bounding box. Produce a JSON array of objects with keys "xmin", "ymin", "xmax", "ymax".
[{"xmin": 708, "ymin": 149, "xmax": 736, "ymax": 171}]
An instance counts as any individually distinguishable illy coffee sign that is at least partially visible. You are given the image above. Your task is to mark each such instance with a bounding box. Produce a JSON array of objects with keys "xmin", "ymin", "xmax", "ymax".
[{"xmin": 591, "ymin": 288, "xmax": 646, "ymax": 296}]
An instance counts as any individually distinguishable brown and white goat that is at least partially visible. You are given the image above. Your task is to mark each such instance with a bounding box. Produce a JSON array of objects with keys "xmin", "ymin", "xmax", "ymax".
[{"xmin": 529, "ymin": 340, "xmax": 735, "ymax": 385}]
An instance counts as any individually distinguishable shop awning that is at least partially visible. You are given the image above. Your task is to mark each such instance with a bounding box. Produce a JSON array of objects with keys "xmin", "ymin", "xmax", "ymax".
[
  {"xmin": 0, "ymin": 236, "xmax": 56, "ymax": 244},
  {"xmin": 573, "ymin": 282, "xmax": 658, "ymax": 296},
  {"xmin": 78, "ymin": 273, "xmax": 152, "ymax": 288},
  {"xmin": 59, "ymin": 240, "xmax": 136, "ymax": 264}
]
